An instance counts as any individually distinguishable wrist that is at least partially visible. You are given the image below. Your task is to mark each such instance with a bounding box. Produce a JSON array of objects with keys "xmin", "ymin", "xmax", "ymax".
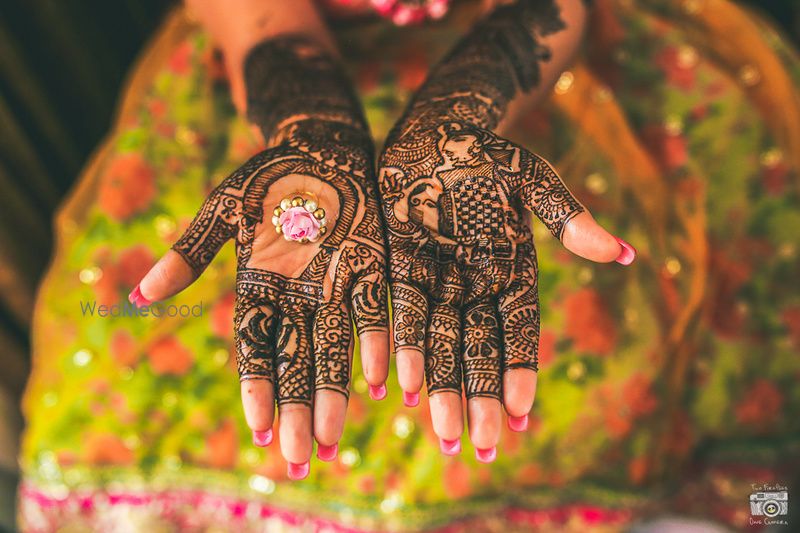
[{"xmin": 243, "ymin": 35, "xmax": 366, "ymax": 141}]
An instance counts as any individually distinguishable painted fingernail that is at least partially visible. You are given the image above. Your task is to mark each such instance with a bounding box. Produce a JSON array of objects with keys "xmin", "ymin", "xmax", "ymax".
[
  {"xmin": 508, "ymin": 414, "xmax": 529, "ymax": 432},
  {"xmin": 614, "ymin": 237, "xmax": 636, "ymax": 266},
  {"xmin": 252, "ymin": 429, "xmax": 273, "ymax": 447},
  {"xmin": 476, "ymin": 447, "xmax": 497, "ymax": 463},
  {"xmin": 368, "ymin": 383, "xmax": 387, "ymax": 401},
  {"xmin": 128, "ymin": 284, "xmax": 152, "ymax": 308},
  {"xmin": 287, "ymin": 461, "xmax": 310, "ymax": 481},
  {"xmin": 403, "ymin": 391, "xmax": 419, "ymax": 407},
  {"xmin": 316, "ymin": 442, "xmax": 338, "ymax": 462},
  {"xmin": 439, "ymin": 438, "xmax": 461, "ymax": 456}
]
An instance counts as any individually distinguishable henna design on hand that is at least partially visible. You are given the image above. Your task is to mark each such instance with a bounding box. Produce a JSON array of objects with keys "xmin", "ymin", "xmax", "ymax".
[
  {"xmin": 172, "ymin": 37, "xmax": 388, "ymax": 406},
  {"xmin": 380, "ymin": 0, "xmax": 585, "ymax": 401}
]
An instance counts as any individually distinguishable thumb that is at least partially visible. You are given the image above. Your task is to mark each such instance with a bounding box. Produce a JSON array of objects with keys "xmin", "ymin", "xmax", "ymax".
[
  {"xmin": 517, "ymin": 151, "xmax": 635, "ymax": 265},
  {"xmin": 130, "ymin": 250, "xmax": 197, "ymax": 307},
  {"xmin": 560, "ymin": 211, "xmax": 636, "ymax": 265},
  {"xmin": 129, "ymin": 189, "xmax": 239, "ymax": 306}
]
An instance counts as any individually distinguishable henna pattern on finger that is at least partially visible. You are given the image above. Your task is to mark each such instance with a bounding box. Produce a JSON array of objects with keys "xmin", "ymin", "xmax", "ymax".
[
  {"xmin": 169, "ymin": 36, "xmax": 388, "ymax": 407},
  {"xmin": 498, "ymin": 242, "xmax": 541, "ymax": 373},
  {"xmin": 236, "ymin": 300, "xmax": 279, "ymax": 381},
  {"xmin": 380, "ymin": 1, "xmax": 588, "ymax": 401},
  {"xmin": 462, "ymin": 301, "xmax": 502, "ymax": 399}
]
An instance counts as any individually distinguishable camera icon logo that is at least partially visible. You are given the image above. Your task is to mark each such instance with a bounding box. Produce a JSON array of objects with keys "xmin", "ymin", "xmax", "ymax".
[{"xmin": 750, "ymin": 490, "xmax": 789, "ymax": 518}]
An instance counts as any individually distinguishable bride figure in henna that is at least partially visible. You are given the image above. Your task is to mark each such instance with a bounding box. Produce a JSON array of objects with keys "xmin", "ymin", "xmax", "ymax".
[
  {"xmin": 381, "ymin": 119, "xmax": 582, "ymax": 400},
  {"xmin": 378, "ymin": 0, "xmax": 632, "ymax": 461}
]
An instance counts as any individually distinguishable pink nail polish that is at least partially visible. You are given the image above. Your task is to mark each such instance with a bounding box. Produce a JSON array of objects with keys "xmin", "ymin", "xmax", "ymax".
[
  {"xmin": 128, "ymin": 284, "xmax": 152, "ymax": 308},
  {"xmin": 316, "ymin": 442, "xmax": 338, "ymax": 462},
  {"xmin": 508, "ymin": 414, "xmax": 529, "ymax": 432},
  {"xmin": 287, "ymin": 461, "xmax": 310, "ymax": 480},
  {"xmin": 403, "ymin": 391, "xmax": 419, "ymax": 407},
  {"xmin": 439, "ymin": 438, "xmax": 461, "ymax": 456},
  {"xmin": 614, "ymin": 237, "xmax": 636, "ymax": 266},
  {"xmin": 368, "ymin": 383, "xmax": 387, "ymax": 401},
  {"xmin": 252, "ymin": 429, "xmax": 273, "ymax": 447},
  {"xmin": 476, "ymin": 447, "xmax": 497, "ymax": 463}
]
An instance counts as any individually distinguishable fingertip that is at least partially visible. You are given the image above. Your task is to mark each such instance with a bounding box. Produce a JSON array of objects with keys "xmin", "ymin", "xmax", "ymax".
[
  {"xmin": 278, "ymin": 403, "xmax": 313, "ymax": 465},
  {"xmin": 614, "ymin": 237, "xmax": 637, "ymax": 266},
  {"xmin": 439, "ymin": 438, "xmax": 461, "ymax": 456},
  {"xmin": 138, "ymin": 249, "xmax": 197, "ymax": 303},
  {"xmin": 475, "ymin": 446, "xmax": 497, "ymax": 464},
  {"xmin": 241, "ymin": 380, "xmax": 275, "ymax": 434},
  {"xmin": 368, "ymin": 383, "xmax": 387, "ymax": 401},
  {"xmin": 316, "ymin": 442, "xmax": 338, "ymax": 462},
  {"xmin": 396, "ymin": 348, "xmax": 425, "ymax": 393},
  {"xmin": 560, "ymin": 211, "xmax": 622, "ymax": 264},
  {"xmin": 252, "ymin": 428, "xmax": 273, "ymax": 447},
  {"xmin": 313, "ymin": 390, "xmax": 347, "ymax": 446},
  {"xmin": 429, "ymin": 391, "xmax": 464, "ymax": 442},
  {"xmin": 466, "ymin": 397, "xmax": 502, "ymax": 451},
  {"xmin": 403, "ymin": 391, "xmax": 420, "ymax": 407},
  {"xmin": 502, "ymin": 369, "xmax": 537, "ymax": 418},
  {"xmin": 287, "ymin": 461, "xmax": 310, "ymax": 481},
  {"xmin": 360, "ymin": 330, "xmax": 390, "ymax": 386},
  {"xmin": 128, "ymin": 284, "xmax": 152, "ymax": 308},
  {"xmin": 507, "ymin": 414, "xmax": 529, "ymax": 432}
]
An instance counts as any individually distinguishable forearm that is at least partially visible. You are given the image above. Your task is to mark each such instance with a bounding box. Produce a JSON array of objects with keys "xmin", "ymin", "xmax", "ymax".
[
  {"xmin": 186, "ymin": 0, "xmax": 366, "ymax": 142},
  {"xmin": 392, "ymin": 0, "xmax": 589, "ymax": 137}
]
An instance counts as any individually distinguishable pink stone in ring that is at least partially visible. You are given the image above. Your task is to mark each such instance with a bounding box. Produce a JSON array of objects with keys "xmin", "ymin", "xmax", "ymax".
[{"xmin": 279, "ymin": 206, "xmax": 321, "ymax": 242}]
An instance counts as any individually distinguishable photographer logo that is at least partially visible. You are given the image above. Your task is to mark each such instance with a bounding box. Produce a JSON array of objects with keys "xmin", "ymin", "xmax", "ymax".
[{"xmin": 749, "ymin": 484, "xmax": 789, "ymax": 526}]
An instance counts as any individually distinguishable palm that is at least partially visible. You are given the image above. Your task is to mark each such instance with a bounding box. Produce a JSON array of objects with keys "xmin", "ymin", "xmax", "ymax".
[
  {"xmin": 172, "ymin": 120, "xmax": 388, "ymax": 405},
  {"xmin": 379, "ymin": 120, "xmax": 583, "ymax": 399}
]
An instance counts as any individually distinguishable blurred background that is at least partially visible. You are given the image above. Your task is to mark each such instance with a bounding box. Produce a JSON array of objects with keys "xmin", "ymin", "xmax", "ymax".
[{"xmin": 1, "ymin": 0, "xmax": 799, "ymax": 531}]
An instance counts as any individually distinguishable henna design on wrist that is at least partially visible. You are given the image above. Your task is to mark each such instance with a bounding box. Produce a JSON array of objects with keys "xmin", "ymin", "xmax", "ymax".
[
  {"xmin": 172, "ymin": 37, "xmax": 388, "ymax": 406},
  {"xmin": 243, "ymin": 35, "xmax": 369, "ymax": 144},
  {"xmin": 380, "ymin": 1, "xmax": 585, "ymax": 402}
]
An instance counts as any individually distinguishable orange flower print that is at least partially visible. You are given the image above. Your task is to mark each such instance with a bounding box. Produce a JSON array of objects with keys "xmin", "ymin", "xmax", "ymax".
[
  {"xmin": 628, "ymin": 455, "xmax": 649, "ymax": 485},
  {"xmin": 597, "ymin": 372, "xmax": 657, "ymax": 439},
  {"xmin": 395, "ymin": 50, "xmax": 428, "ymax": 92},
  {"xmin": 84, "ymin": 433, "xmax": 134, "ymax": 465},
  {"xmin": 655, "ymin": 45, "xmax": 697, "ymax": 91},
  {"xmin": 168, "ymin": 41, "xmax": 193, "ymax": 75},
  {"xmin": 93, "ymin": 262, "xmax": 121, "ymax": 306},
  {"xmin": 98, "ymin": 153, "xmax": 157, "ymax": 221},
  {"xmin": 562, "ymin": 288, "xmax": 618, "ymax": 355},
  {"xmin": 211, "ymin": 292, "xmax": 235, "ymax": 338},
  {"xmin": 117, "ymin": 245, "xmax": 154, "ymax": 287},
  {"xmin": 536, "ymin": 329, "xmax": 556, "ymax": 369},
  {"xmin": 641, "ymin": 124, "xmax": 688, "ymax": 173},
  {"xmin": 443, "ymin": 460, "xmax": 473, "ymax": 499},
  {"xmin": 204, "ymin": 418, "xmax": 238, "ymax": 469},
  {"xmin": 735, "ymin": 379, "xmax": 783, "ymax": 432},
  {"xmin": 110, "ymin": 329, "xmax": 139, "ymax": 367},
  {"xmin": 780, "ymin": 306, "xmax": 800, "ymax": 349},
  {"xmin": 146, "ymin": 336, "xmax": 194, "ymax": 376}
]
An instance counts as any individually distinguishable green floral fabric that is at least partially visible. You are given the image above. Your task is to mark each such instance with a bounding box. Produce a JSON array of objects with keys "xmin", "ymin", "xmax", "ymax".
[{"xmin": 20, "ymin": 2, "xmax": 800, "ymax": 531}]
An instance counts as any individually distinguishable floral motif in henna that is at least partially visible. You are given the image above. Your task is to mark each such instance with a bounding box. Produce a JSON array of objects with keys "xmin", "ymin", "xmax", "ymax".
[
  {"xmin": 379, "ymin": 0, "xmax": 586, "ymax": 400},
  {"xmin": 172, "ymin": 36, "xmax": 387, "ymax": 406}
]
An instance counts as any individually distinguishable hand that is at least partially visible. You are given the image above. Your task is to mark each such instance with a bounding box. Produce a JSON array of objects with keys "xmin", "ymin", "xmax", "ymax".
[
  {"xmin": 131, "ymin": 119, "xmax": 389, "ymax": 478},
  {"xmin": 378, "ymin": 120, "xmax": 634, "ymax": 460}
]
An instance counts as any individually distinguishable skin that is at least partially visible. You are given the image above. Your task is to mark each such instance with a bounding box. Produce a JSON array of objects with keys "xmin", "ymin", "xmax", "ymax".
[
  {"xmin": 135, "ymin": 1, "xmax": 389, "ymax": 476},
  {"xmin": 379, "ymin": 0, "xmax": 627, "ymax": 457},
  {"xmin": 134, "ymin": 0, "xmax": 628, "ymax": 472}
]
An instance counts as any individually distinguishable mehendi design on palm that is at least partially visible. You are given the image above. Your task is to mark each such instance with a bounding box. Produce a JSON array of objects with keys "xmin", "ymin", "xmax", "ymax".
[
  {"xmin": 172, "ymin": 38, "xmax": 388, "ymax": 407},
  {"xmin": 379, "ymin": 0, "xmax": 584, "ymax": 400}
]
